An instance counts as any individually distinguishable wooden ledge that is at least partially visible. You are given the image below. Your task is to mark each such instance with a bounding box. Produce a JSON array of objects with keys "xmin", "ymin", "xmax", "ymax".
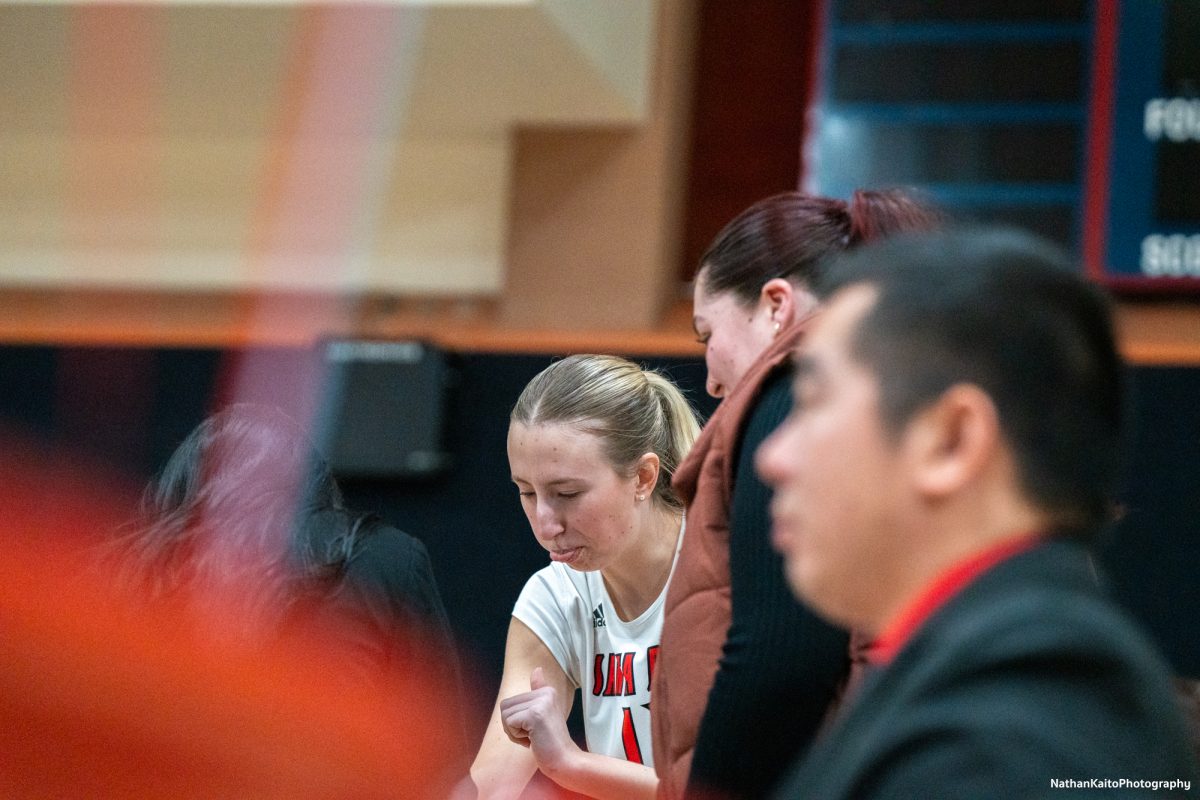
[
  {"xmin": 0, "ymin": 288, "xmax": 706, "ymax": 358},
  {"xmin": 1, "ymin": 288, "xmax": 1197, "ymax": 366},
  {"xmin": 1114, "ymin": 300, "xmax": 1200, "ymax": 366}
]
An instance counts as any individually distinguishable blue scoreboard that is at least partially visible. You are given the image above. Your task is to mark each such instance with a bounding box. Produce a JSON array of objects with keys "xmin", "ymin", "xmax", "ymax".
[{"xmin": 1085, "ymin": 0, "xmax": 1200, "ymax": 291}]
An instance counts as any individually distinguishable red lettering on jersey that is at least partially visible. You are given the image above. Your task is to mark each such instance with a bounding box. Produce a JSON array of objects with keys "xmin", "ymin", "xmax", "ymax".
[
  {"xmin": 592, "ymin": 654, "xmax": 604, "ymax": 696},
  {"xmin": 620, "ymin": 706, "xmax": 644, "ymax": 764},
  {"xmin": 604, "ymin": 652, "xmax": 635, "ymax": 697},
  {"xmin": 647, "ymin": 645, "xmax": 660, "ymax": 685}
]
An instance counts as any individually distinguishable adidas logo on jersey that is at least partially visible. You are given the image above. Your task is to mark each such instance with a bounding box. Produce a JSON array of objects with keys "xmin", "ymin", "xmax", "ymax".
[{"xmin": 592, "ymin": 605, "xmax": 607, "ymax": 628}]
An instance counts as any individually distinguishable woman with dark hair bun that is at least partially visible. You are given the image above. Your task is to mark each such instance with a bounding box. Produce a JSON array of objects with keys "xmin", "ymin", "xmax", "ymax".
[
  {"xmin": 689, "ymin": 190, "xmax": 938, "ymax": 399},
  {"xmin": 652, "ymin": 189, "xmax": 940, "ymax": 800}
]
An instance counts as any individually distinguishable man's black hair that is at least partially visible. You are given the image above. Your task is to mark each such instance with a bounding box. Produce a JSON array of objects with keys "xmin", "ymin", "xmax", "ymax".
[{"xmin": 816, "ymin": 227, "xmax": 1126, "ymax": 537}]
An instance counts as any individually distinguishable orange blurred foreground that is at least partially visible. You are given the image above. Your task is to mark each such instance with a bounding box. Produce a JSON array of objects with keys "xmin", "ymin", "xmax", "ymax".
[{"xmin": 0, "ymin": 428, "xmax": 467, "ymax": 798}]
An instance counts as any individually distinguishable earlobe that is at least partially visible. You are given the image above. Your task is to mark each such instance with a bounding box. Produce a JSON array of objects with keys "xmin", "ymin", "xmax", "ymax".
[{"xmin": 909, "ymin": 385, "xmax": 999, "ymax": 498}]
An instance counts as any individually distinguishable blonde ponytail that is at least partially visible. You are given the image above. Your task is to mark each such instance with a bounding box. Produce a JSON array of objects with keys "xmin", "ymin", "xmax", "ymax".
[{"xmin": 641, "ymin": 370, "xmax": 700, "ymax": 509}]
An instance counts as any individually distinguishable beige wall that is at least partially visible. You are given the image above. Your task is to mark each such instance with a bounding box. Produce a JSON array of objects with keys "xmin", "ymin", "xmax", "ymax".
[
  {"xmin": 501, "ymin": 0, "xmax": 697, "ymax": 329},
  {"xmin": 0, "ymin": 0, "xmax": 692, "ymax": 331}
]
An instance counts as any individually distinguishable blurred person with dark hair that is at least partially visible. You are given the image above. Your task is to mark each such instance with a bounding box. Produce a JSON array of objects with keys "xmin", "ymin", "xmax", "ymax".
[
  {"xmin": 757, "ymin": 228, "xmax": 1198, "ymax": 798},
  {"xmin": 107, "ymin": 403, "xmax": 461, "ymax": 696},
  {"xmin": 0, "ymin": 418, "xmax": 465, "ymax": 798},
  {"xmin": 653, "ymin": 189, "xmax": 940, "ymax": 800}
]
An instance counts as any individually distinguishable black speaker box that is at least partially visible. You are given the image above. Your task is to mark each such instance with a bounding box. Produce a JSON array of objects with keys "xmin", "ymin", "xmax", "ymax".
[{"xmin": 316, "ymin": 339, "xmax": 452, "ymax": 478}]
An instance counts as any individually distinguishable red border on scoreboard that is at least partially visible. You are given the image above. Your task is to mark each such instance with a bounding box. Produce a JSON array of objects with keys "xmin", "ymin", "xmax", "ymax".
[{"xmin": 1083, "ymin": 0, "xmax": 1200, "ymax": 293}]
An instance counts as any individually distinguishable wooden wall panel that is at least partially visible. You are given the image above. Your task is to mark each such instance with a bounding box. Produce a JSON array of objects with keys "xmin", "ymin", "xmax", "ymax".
[{"xmin": 678, "ymin": 0, "xmax": 822, "ymax": 282}]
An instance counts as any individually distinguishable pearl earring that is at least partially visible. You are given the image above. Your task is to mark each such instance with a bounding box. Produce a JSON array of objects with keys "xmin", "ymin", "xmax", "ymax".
[{"xmin": 637, "ymin": 494, "xmax": 645, "ymax": 501}]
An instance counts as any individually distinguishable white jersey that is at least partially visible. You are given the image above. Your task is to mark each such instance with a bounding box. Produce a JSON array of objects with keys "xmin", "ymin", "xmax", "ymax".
[{"xmin": 512, "ymin": 521, "xmax": 684, "ymax": 766}]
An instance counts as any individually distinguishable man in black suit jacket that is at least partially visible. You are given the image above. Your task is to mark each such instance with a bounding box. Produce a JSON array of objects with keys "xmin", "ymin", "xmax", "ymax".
[{"xmin": 754, "ymin": 229, "xmax": 1198, "ymax": 799}]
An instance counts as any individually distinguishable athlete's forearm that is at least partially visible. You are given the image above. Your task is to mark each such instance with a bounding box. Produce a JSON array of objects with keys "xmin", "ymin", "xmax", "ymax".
[
  {"xmin": 541, "ymin": 749, "xmax": 658, "ymax": 800},
  {"xmin": 470, "ymin": 722, "xmax": 538, "ymax": 800}
]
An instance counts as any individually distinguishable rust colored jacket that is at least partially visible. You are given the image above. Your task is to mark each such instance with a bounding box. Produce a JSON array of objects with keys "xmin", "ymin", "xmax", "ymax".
[{"xmin": 650, "ymin": 317, "xmax": 811, "ymax": 799}]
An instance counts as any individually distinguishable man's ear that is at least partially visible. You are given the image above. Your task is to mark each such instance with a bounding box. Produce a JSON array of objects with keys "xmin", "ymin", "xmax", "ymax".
[
  {"xmin": 634, "ymin": 452, "xmax": 661, "ymax": 498},
  {"xmin": 904, "ymin": 384, "xmax": 1000, "ymax": 499}
]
